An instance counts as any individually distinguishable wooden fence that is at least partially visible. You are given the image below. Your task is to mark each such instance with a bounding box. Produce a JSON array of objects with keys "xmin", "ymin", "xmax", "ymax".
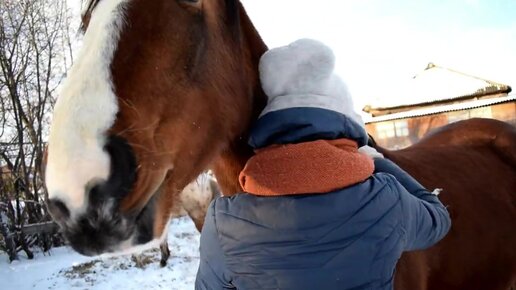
[{"xmin": 0, "ymin": 219, "xmax": 59, "ymax": 262}]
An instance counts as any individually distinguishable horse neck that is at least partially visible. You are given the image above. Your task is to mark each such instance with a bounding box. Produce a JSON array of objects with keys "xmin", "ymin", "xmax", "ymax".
[{"xmin": 212, "ymin": 3, "xmax": 268, "ymax": 196}]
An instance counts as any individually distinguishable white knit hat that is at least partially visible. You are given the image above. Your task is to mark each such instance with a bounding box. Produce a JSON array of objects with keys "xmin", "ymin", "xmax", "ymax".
[{"xmin": 259, "ymin": 38, "xmax": 364, "ymax": 128}]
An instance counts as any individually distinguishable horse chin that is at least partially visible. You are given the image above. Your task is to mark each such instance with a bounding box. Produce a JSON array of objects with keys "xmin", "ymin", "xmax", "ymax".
[
  {"xmin": 60, "ymin": 193, "xmax": 159, "ymax": 257},
  {"xmin": 61, "ymin": 213, "xmax": 135, "ymax": 256},
  {"xmin": 102, "ymin": 199, "xmax": 169, "ymax": 258}
]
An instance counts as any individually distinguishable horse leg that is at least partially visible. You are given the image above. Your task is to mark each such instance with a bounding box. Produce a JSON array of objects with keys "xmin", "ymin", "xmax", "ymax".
[
  {"xmin": 186, "ymin": 207, "xmax": 205, "ymax": 232},
  {"xmin": 159, "ymin": 238, "xmax": 170, "ymax": 267},
  {"xmin": 181, "ymin": 178, "xmax": 219, "ymax": 232}
]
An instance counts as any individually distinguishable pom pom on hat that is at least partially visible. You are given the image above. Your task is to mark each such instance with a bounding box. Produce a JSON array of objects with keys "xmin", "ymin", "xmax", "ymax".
[{"xmin": 259, "ymin": 39, "xmax": 364, "ymax": 128}]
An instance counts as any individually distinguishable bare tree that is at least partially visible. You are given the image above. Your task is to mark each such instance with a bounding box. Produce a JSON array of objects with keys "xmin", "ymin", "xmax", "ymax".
[{"xmin": 0, "ymin": 0, "xmax": 73, "ymax": 261}]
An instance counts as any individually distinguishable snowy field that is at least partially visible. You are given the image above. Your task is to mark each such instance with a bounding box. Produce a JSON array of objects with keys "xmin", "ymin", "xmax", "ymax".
[{"xmin": 0, "ymin": 217, "xmax": 200, "ymax": 290}]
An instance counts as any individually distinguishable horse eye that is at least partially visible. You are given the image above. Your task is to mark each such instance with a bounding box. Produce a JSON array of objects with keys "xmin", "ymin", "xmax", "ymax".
[
  {"xmin": 177, "ymin": 0, "xmax": 202, "ymax": 12},
  {"xmin": 178, "ymin": 0, "xmax": 200, "ymax": 4}
]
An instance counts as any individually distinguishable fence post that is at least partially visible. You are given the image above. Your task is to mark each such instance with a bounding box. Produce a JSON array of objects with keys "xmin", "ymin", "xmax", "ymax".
[{"xmin": 0, "ymin": 212, "xmax": 18, "ymax": 262}]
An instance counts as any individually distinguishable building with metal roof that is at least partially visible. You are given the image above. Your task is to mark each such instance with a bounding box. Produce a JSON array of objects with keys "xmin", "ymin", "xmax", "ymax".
[{"xmin": 363, "ymin": 63, "xmax": 514, "ymax": 149}]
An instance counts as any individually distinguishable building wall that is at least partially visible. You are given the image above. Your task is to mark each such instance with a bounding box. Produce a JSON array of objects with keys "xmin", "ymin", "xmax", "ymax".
[
  {"xmin": 491, "ymin": 102, "xmax": 516, "ymax": 125},
  {"xmin": 366, "ymin": 102, "xmax": 516, "ymax": 149}
]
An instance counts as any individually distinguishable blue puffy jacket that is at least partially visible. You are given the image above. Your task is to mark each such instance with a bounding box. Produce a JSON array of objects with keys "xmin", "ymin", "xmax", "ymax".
[{"xmin": 195, "ymin": 108, "xmax": 451, "ymax": 290}]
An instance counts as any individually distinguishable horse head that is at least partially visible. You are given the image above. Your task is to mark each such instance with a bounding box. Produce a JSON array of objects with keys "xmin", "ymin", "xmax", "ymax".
[{"xmin": 44, "ymin": 0, "xmax": 267, "ymax": 256}]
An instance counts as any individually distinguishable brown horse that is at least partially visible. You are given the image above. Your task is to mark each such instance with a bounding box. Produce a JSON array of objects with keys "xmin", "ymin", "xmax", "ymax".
[
  {"xmin": 45, "ymin": 0, "xmax": 265, "ymax": 256},
  {"xmin": 44, "ymin": 0, "xmax": 515, "ymax": 289},
  {"xmin": 376, "ymin": 118, "xmax": 516, "ymax": 290}
]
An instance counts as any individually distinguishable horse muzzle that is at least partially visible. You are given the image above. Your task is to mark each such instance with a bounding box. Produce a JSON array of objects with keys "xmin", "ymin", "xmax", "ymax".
[
  {"xmin": 48, "ymin": 190, "xmax": 157, "ymax": 256},
  {"xmin": 45, "ymin": 135, "xmax": 157, "ymax": 256}
]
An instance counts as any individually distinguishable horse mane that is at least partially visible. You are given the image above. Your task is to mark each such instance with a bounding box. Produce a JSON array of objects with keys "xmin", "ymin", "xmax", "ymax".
[
  {"xmin": 238, "ymin": 1, "xmax": 267, "ymax": 71},
  {"xmin": 208, "ymin": 1, "xmax": 268, "ymax": 195}
]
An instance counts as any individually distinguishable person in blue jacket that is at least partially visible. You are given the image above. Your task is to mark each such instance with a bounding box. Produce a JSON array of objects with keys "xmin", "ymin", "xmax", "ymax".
[{"xmin": 195, "ymin": 39, "xmax": 451, "ymax": 290}]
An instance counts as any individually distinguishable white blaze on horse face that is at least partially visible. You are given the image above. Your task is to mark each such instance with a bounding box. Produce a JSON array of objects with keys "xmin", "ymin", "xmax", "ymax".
[{"xmin": 46, "ymin": 0, "xmax": 130, "ymax": 213}]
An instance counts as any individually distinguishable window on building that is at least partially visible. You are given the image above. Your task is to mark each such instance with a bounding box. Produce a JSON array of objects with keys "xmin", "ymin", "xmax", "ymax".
[
  {"xmin": 469, "ymin": 107, "xmax": 492, "ymax": 119},
  {"xmin": 394, "ymin": 120, "xmax": 409, "ymax": 137},
  {"xmin": 375, "ymin": 120, "xmax": 409, "ymax": 140},
  {"xmin": 376, "ymin": 122, "xmax": 396, "ymax": 139},
  {"xmin": 447, "ymin": 111, "xmax": 468, "ymax": 124}
]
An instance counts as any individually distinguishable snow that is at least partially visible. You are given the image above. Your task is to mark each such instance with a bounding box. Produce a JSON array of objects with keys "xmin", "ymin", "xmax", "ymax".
[{"xmin": 0, "ymin": 217, "xmax": 200, "ymax": 290}]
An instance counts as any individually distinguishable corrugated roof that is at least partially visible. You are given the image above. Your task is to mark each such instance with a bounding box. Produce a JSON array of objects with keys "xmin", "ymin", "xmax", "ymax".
[
  {"xmin": 363, "ymin": 63, "xmax": 512, "ymax": 114},
  {"xmin": 364, "ymin": 94, "xmax": 515, "ymax": 123}
]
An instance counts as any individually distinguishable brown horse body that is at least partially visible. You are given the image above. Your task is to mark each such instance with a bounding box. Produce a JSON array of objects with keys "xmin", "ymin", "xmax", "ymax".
[
  {"xmin": 381, "ymin": 118, "xmax": 516, "ymax": 289},
  {"xmin": 46, "ymin": 1, "xmax": 515, "ymax": 288}
]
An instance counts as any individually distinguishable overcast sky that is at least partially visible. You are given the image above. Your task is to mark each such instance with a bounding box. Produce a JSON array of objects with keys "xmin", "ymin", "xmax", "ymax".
[
  {"xmin": 67, "ymin": 0, "xmax": 516, "ymax": 110},
  {"xmin": 240, "ymin": 0, "xmax": 516, "ymax": 109}
]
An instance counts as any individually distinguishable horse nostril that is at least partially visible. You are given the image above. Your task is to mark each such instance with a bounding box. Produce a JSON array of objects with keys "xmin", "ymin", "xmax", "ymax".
[{"xmin": 47, "ymin": 199, "xmax": 71, "ymax": 222}]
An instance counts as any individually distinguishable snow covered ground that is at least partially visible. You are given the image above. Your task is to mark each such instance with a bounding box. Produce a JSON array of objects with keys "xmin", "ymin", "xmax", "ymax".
[{"xmin": 0, "ymin": 217, "xmax": 200, "ymax": 290}]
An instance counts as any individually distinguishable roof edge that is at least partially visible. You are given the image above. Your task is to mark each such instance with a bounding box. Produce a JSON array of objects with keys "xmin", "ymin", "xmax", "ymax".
[
  {"xmin": 363, "ymin": 63, "xmax": 512, "ymax": 113},
  {"xmin": 364, "ymin": 94, "xmax": 516, "ymax": 124},
  {"xmin": 363, "ymin": 89, "xmax": 511, "ymax": 115}
]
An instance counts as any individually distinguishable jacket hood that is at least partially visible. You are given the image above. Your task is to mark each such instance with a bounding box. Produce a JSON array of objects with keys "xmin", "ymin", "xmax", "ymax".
[{"xmin": 249, "ymin": 107, "xmax": 368, "ymax": 149}]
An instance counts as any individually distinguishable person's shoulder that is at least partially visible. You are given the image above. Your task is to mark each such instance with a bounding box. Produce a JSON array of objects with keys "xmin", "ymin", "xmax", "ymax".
[
  {"xmin": 370, "ymin": 172, "xmax": 401, "ymax": 190},
  {"xmin": 362, "ymin": 173, "xmax": 404, "ymax": 202}
]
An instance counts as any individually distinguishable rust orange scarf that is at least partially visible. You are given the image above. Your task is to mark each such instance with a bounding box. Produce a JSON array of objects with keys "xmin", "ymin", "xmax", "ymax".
[{"xmin": 239, "ymin": 139, "xmax": 374, "ymax": 196}]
